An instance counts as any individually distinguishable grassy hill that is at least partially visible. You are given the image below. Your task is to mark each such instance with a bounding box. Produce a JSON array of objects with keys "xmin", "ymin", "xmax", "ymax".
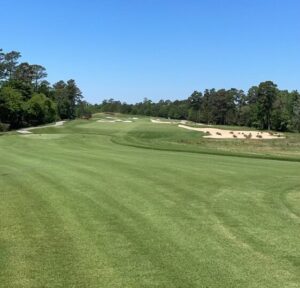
[{"xmin": 0, "ymin": 114, "xmax": 300, "ymax": 287}]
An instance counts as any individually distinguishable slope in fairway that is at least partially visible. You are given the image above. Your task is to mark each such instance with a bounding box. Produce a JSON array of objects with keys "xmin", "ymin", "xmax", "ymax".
[{"xmin": 0, "ymin": 117, "xmax": 300, "ymax": 287}]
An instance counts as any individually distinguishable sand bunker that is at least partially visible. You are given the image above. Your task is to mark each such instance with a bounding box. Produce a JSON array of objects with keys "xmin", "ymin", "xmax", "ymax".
[
  {"xmin": 151, "ymin": 119, "xmax": 173, "ymax": 124},
  {"xmin": 179, "ymin": 120, "xmax": 188, "ymax": 124},
  {"xmin": 97, "ymin": 118, "xmax": 122, "ymax": 122},
  {"xmin": 196, "ymin": 123, "xmax": 210, "ymax": 126},
  {"xmin": 178, "ymin": 125, "xmax": 284, "ymax": 139},
  {"xmin": 17, "ymin": 121, "xmax": 66, "ymax": 134},
  {"xmin": 97, "ymin": 120, "xmax": 117, "ymax": 123},
  {"xmin": 17, "ymin": 130, "xmax": 32, "ymax": 134},
  {"xmin": 151, "ymin": 119, "xmax": 193, "ymax": 125},
  {"xmin": 97, "ymin": 119, "xmax": 132, "ymax": 123}
]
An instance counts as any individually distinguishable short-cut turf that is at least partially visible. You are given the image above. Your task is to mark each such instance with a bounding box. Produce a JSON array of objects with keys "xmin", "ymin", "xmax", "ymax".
[{"xmin": 1, "ymin": 116, "xmax": 300, "ymax": 287}]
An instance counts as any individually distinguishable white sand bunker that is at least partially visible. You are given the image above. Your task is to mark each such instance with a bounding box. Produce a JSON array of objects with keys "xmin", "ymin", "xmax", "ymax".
[
  {"xmin": 97, "ymin": 120, "xmax": 117, "ymax": 123},
  {"xmin": 97, "ymin": 119, "xmax": 132, "ymax": 123},
  {"xmin": 97, "ymin": 119, "xmax": 122, "ymax": 123},
  {"xmin": 151, "ymin": 119, "xmax": 193, "ymax": 125},
  {"xmin": 151, "ymin": 119, "xmax": 173, "ymax": 124},
  {"xmin": 179, "ymin": 120, "xmax": 188, "ymax": 124},
  {"xmin": 178, "ymin": 125, "xmax": 284, "ymax": 139},
  {"xmin": 17, "ymin": 121, "xmax": 66, "ymax": 134},
  {"xmin": 17, "ymin": 130, "xmax": 32, "ymax": 134}
]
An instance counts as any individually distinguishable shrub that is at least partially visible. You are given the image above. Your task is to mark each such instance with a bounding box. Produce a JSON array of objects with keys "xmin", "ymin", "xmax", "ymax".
[
  {"xmin": 0, "ymin": 123, "xmax": 10, "ymax": 132},
  {"xmin": 81, "ymin": 114, "xmax": 92, "ymax": 120}
]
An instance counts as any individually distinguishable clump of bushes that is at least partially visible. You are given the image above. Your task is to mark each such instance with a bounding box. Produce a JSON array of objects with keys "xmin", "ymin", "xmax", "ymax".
[
  {"xmin": 0, "ymin": 123, "xmax": 10, "ymax": 132},
  {"xmin": 81, "ymin": 114, "xmax": 92, "ymax": 120}
]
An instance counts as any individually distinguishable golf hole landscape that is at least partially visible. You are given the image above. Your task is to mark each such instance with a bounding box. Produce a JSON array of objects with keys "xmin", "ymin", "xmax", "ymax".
[
  {"xmin": 1, "ymin": 1, "xmax": 300, "ymax": 287},
  {"xmin": 1, "ymin": 114, "xmax": 300, "ymax": 287}
]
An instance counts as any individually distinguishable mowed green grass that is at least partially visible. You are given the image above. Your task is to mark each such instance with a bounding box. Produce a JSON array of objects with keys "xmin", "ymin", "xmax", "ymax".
[{"xmin": 0, "ymin": 115, "xmax": 300, "ymax": 287}]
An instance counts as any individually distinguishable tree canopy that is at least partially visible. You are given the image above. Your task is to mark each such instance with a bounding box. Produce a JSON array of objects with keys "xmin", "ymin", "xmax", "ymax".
[
  {"xmin": 0, "ymin": 48, "xmax": 83, "ymax": 130},
  {"xmin": 96, "ymin": 82, "xmax": 300, "ymax": 132},
  {"xmin": 1, "ymin": 48, "xmax": 300, "ymax": 133}
]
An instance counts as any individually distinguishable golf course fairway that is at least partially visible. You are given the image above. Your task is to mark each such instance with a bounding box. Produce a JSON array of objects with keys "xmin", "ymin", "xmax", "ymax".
[{"xmin": 1, "ymin": 115, "xmax": 300, "ymax": 287}]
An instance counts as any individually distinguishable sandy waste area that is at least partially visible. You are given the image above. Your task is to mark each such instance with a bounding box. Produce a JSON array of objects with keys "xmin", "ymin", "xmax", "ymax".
[
  {"xmin": 178, "ymin": 124, "xmax": 284, "ymax": 139},
  {"xmin": 97, "ymin": 118, "xmax": 133, "ymax": 123},
  {"xmin": 17, "ymin": 121, "xmax": 66, "ymax": 134},
  {"xmin": 151, "ymin": 119, "xmax": 188, "ymax": 124}
]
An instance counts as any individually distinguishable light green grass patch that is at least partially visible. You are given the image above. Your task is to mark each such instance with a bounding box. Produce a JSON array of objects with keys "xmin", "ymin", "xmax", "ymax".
[
  {"xmin": 1, "ymin": 115, "xmax": 300, "ymax": 287},
  {"xmin": 20, "ymin": 134, "xmax": 66, "ymax": 140}
]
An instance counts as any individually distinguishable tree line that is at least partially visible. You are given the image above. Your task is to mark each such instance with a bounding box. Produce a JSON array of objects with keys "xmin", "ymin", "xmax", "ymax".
[
  {"xmin": 96, "ymin": 81, "xmax": 300, "ymax": 132},
  {"xmin": 0, "ymin": 48, "xmax": 87, "ymax": 131},
  {"xmin": 2, "ymin": 48, "xmax": 299, "ymax": 133}
]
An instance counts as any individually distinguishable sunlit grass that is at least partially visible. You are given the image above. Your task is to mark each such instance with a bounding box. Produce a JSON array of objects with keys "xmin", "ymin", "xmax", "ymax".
[{"xmin": 1, "ymin": 114, "xmax": 300, "ymax": 287}]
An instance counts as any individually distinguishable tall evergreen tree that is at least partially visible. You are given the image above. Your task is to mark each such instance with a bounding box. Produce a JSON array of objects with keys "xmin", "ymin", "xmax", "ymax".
[{"xmin": 256, "ymin": 81, "xmax": 278, "ymax": 130}]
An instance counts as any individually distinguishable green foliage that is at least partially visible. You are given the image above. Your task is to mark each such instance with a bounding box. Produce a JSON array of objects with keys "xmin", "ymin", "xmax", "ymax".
[
  {"xmin": 0, "ymin": 49, "xmax": 21, "ymax": 80},
  {"xmin": 256, "ymin": 81, "xmax": 278, "ymax": 130},
  {"xmin": 0, "ymin": 48, "xmax": 83, "ymax": 129},
  {"xmin": 292, "ymin": 95, "xmax": 300, "ymax": 132},
  {"xmin": 76, "ymin": 100, "xmax": 93, "ymax": 119},
  {"xmin": 0, "ymin": 86, "xmax": 23, "ymax": 128},
  {"xmin": 1, "ymin": 47, "xmax": 300, "ymax": 133},
  {"xmin": 271, "ymin": 91, "xmax": 291, "ymax": 131},
  {"xmin": 96, "ymin": 82, "xmax": 300, "ymax": 132},
  {"xmin": 25, "ymin": 93, "xmax": 57, "ymax": 125},
  {"xmin": 53, "ymin": 80, "xmax": 83, "ymax": 120},
  {"xmin": 0, "ymin": 122, "xmax": 10, "ymax": 131}
]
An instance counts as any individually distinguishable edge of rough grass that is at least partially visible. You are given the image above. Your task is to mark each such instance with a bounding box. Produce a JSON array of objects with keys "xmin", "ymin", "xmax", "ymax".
[{"xmin": 111, "ymin": 134, "xmax": 300, "ymax": 163}]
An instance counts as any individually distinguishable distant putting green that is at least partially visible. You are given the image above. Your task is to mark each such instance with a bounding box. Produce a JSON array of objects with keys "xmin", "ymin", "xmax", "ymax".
[{"xmin": 1, "ymin": 115, "xmax": 300, "ymax": 287}]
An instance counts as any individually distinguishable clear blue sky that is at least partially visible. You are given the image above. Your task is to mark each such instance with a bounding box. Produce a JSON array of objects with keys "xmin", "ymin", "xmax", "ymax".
[{"xmin": 1, "ymin": 0, "xmax": 299, "ymax": 103}]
